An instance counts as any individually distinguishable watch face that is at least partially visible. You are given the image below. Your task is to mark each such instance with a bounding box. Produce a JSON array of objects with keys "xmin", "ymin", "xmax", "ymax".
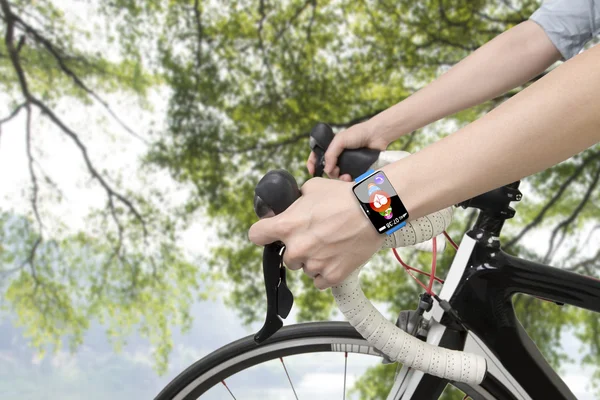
[{"xmin": 353, "ymin": 171, "xmax": 409, "ymax": 234}]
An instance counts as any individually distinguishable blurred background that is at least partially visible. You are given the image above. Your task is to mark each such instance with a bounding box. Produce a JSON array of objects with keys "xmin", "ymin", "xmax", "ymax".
[{"xmin": 0, "ymin": 0, "xmax": 598, "ymax": 399}]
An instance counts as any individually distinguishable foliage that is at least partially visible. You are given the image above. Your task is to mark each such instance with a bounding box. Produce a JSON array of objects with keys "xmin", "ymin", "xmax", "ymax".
[
  {"xmin": 0, "ymin": 0, "xmax": 198, "ymax": 374},
  {"xmin": 1, "ymin": 0, "xmax": 599, "ymax": 397}
]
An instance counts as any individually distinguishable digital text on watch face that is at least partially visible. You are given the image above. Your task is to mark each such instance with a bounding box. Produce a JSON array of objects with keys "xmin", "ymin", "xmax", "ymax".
[{"xmin": 352, "ymin": 172, "xmax": 409, "ymax": 233}]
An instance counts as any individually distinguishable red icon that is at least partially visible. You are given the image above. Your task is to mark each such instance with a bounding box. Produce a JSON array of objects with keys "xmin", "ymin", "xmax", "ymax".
[{"xmin": 369, "ymin": 191, "xmax": 391, "ymax": 213}]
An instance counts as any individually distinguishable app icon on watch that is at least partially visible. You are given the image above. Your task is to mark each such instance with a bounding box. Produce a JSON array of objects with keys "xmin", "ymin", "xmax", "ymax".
[
  {"xmin": 368, "ymin": 183, "xmax": 393, "ymax": 219},
  {"xmin": 379, "ymin": 207, "xmax": 393, "ymax": 220}
]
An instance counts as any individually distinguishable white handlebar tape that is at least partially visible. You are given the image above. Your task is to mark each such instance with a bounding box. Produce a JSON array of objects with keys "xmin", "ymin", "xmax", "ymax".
[
  {"xmin": 332, "ymin": 270, "xmax": 487, "ymax": 386},
  {"xmin": 330, "ymin": 150, "xmax": 487, "ymax": 386}
]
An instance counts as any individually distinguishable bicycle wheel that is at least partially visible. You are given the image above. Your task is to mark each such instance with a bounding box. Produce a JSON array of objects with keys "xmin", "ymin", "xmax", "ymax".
[{"xmin": 155, "ymin": 321, "xmax": 489, "ymax": 400}]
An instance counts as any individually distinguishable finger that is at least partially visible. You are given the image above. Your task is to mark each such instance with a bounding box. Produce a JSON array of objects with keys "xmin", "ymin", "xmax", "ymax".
[
  {"xmin": 302, "ymin": 262, "xmax": 322, "ymax": 279},
  {"xmin": 314, "ymin": 275, "xmax": 330, "ymax": 290},
  {"xmin": 330, "ymin": 166, "xmax": 341, "ymax": 179},
  {"xmin": 283, "ymin": 258, "xmax": 304, "ymax": 271},
  {"xmin": 324, "ymin": 134, "xmax": 345, "ymax": 176},
  {"xmin": 282, "ymin": 243, "xmax": 307, "ymax": 271},
  {"xmin": 339, "ymin": 174, "xmax": 352, "ymax": 182},
  {"xmin": 306, "ymin": 152, "xmax": 317, "ymax": 176},
  {"xmin": 248, "ymin": 217, "xmax": 283, "ymax": 246}
]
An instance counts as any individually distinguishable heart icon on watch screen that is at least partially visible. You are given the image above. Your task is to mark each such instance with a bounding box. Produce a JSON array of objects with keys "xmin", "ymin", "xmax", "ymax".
[
  {"xmin": 373, "ymin": 194, "xmax": 387, "ymax": 208},
  {"xmin": 369, "ymin": 191, "xmax": 391, "ymax": 213}
]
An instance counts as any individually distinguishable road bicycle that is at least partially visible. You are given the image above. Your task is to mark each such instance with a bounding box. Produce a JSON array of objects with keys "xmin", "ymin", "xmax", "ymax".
[{"xmin": 155, "ymin": 123, "xmax": 600, "ymax": 399}]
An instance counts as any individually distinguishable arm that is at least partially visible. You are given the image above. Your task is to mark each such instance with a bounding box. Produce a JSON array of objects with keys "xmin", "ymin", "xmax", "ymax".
[
  {"xmin": 369, "ymin": 20, "xmax": 561, "ymax": 146},
  {"xmin": 250, "ymin": 44, "xmax": 600, "ymax": 290},
  {"xmin": 386, "ymin": 42, "xmax": 600, "ymax": 220},
  {"xmin": 318, "ymin": 21, "xmax": 561, "ymax": 178}
]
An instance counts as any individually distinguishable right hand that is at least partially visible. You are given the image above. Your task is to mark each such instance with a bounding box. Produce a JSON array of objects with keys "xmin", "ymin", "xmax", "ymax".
[{"xmin": 306, "ymin": 121, "xmax": 389, "ymax": 181}]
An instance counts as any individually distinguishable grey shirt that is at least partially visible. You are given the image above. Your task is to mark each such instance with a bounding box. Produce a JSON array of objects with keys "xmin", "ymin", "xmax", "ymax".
[{"xmin": 530, "ymin": 0, "xmax": 600, "ymax": 59}]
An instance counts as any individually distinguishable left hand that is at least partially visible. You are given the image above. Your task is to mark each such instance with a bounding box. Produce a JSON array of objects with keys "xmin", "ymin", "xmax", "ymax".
[{"xmin": 248, "ymin": 177, "xmax": 385, "ymax": 289}]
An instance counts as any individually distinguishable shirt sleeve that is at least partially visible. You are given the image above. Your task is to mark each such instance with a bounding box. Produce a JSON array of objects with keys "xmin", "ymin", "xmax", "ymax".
[{"xmin": 530, "ymin": 0, "xmax": 600, "ymax": 60}]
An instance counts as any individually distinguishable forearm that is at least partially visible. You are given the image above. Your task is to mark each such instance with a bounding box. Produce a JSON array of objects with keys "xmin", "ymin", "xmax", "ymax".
[
  {"xmin": 371, "ymin": 21, "xmax": 561, "ymax": 144},
  {"xmin": 384, "ymin": 43, "xmax": 600, "ymax": 220}
]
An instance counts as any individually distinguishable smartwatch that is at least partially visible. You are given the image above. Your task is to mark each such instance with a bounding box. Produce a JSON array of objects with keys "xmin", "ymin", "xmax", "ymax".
[{"xmin": 353, "ymin": 169, "xmax": 409, "ymax": 235}]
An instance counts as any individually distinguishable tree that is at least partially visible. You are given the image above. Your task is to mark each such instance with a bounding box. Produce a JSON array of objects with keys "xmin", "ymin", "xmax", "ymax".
[
  {"xmin": 1, "ymin": 0, "xmax": 599, "ymax": 397},
  {"xmin": 0, "ymin": 0, "xmax": 201, "ymax": 374}
]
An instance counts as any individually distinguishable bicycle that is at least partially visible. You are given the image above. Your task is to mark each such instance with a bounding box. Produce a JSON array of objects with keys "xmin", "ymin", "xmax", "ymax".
[{"xmin": 155, "ymin": 123, "xmax": 600, "ymax": 399}]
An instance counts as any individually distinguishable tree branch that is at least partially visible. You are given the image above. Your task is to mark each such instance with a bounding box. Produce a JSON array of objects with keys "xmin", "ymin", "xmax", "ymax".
[
  {"xmin": 577, "ymin": 223, "xmax": 600, "ymax": 254},
  {"xmin": 256, "ymin": 0, "xmax": 280, "ymax": 97},
  {"xmin": 564, "ymin": 247, "xmax": 600, "ymax": 277},
  {"xmin": 305, "ymin": 0, "xmax": 317, "ymax": 42},
  {"xmin": 24, "ymin": 103, "xmax": 43, "ymax": 231},
  {"xmin": 11, "ymin": 12, "xmax": 147, "ymax": 143},
  {"xmin": 221, "ymin": 130, "xmax": 307, "ymax": 154},
  {"xmin": 32, "ymin": 97, "xmax": 148, "ymax": 235},
  {"xmin": 505, "ymin": 150, "xmax": 600, "ymax": 249},
  {"xmin": 15, "ymin": 34, "xmax": 25, "ymax": 52},
  {"xmin": 1, "ymin": 0, "xmax": 147, "ymax": 238},
  {"xmin": 438, "ymin": 1, "xmax": 473, "ymax": 27},
  {"xmin": 34, "ymin": 158, "xmax": 65, "ymax": 201},
  {"xmin": 0, "ymin": 102, "xmax": 25, "ymax": 124},
  {"xmin": 272, "ymin": 0, "xmax": 313, "ymax": 44},
  {"xmin": 192, "ymin": 0, "xmax": 203, "ymax": 71},
  {"xmin": 543, "ymin": 165, "xmax": 600, "ymax": 263}
]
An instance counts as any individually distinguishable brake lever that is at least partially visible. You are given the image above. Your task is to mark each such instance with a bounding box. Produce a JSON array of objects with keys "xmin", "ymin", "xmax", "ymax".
[
  {"xmin": 253, "ymin": 170, "xmax": 300, "ymax": 344},
  {"xmin": 254, "ymin": 242, "xmax": 292, "ymax": 343}
]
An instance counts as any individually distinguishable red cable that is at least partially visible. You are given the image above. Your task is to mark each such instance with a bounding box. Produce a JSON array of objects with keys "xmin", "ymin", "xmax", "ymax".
[
  {"xmin": 392, "ymin": 248, "xmax": 431, "ymax": 292},
  {"xmin": 391, "ymin": 248, "xmax": 443, "ymax": 284},
  {"xmin": 392, "ymin": 231, "xmax": 460, "ymax": 295},
  {"xmin": 443, "ymin": 231, "xmax": 458, "ymax": 250},
  {"xmin": 428, "ymin": 237, "xmax": 437, "ymax": 293},
  {"xmin": 391, "ymin": 248, "xmax": 444, "ymax": 294},
  {"xmin": 399, "ymin": 258, "xmax": 444, "ymax": 283}
]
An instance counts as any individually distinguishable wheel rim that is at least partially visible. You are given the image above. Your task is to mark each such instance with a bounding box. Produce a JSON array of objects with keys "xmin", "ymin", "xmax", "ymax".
[
  {"xmin": 156, "ymin": 322, "xmax": 481, "ymax": 400},
  {"xmin": 173, "ymin": 336, "xmax": 378, "ymax": 399}
]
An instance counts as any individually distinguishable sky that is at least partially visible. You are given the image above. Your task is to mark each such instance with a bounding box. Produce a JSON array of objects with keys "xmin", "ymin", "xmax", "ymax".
[{"xmin": 0, "ymin": 2, "xmax": 598, "ymax": 400}]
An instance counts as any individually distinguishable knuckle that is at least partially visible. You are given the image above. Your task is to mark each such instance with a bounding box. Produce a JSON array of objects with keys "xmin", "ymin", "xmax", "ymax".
[
  {"xmin": 301, "ymin": 178, "xmax": 321, "ymax": 192},
  {"xmin": 304, "ymin": 261, "xmax": 322, "ymax": 275},
  {"xmin": 294, "ymin": 240, "xmax": 312, "ymax": 257},
  {"xmin": 327, "ymin": 269, "xmax": 345, "ymax": 286},
  {"xmin": 278, "ymin": 217, "xmax": 294, "ymax": 236},
  {"xmin": 283, "ymin": 247, "xmax": 300, "ymax": 265},
  {"xmin": 283, "ymin": 241, "xmax": 310, "ymax": 268}
]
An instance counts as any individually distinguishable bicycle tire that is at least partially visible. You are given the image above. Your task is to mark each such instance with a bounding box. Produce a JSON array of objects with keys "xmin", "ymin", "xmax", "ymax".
[{"xmin": 156, "ymin": 321, "xmax": 507, "ymax": 400}]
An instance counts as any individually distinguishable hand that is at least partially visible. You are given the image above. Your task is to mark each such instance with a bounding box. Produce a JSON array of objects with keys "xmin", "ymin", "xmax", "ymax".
[
  {"xmin": 306, "ymin": 121, "xmax": 389, "ymax": 181},
  {"xmin": 248, "ymin": 178, "xmax": 385, "ymax": 289}
]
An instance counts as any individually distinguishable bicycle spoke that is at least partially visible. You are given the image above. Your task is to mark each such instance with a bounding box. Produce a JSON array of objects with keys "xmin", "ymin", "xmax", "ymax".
[
  {"xmin": 221, "ymin": 380, "xmax": 237, "ymax": 399},
  {"xmin": 280, "ymin": 357, "xmax": 299, "ymax": 400},
  {"xmin": 343, "ymin": 352, "xmax": 348, "ymax": 400}
]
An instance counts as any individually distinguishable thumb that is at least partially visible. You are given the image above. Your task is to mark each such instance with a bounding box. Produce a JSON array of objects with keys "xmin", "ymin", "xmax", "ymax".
[{"xmin": 249, "ymin": 217, "xmax": 283, "ymax": 246}]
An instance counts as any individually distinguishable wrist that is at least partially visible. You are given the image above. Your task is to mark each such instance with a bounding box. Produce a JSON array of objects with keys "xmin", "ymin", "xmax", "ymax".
[
  {"xmin": 341, "ymin": 181, "xmax": 383, "ymax": 240},
  {"xmin": 379, "ymin": 161, "xmax": 417, "ymax": 219},
  {"xmin": 367, "ymin": 104, "xmax": 417, "ymax": 146}
]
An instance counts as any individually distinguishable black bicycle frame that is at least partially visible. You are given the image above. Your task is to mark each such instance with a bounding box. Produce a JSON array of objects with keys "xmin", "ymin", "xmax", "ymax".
[
  {"xmin": 427, "ymin": 207, "xmax": 600, "ymax": 400},
  {"xmin": 445, "ymin": 226, "xmax": 600, "ymax": 399}
]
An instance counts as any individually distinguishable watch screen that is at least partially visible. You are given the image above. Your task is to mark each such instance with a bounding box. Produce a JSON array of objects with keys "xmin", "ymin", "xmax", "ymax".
[{"xmin": 352, "ymin": 171, "xmax": 409, "ymax": 234}]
